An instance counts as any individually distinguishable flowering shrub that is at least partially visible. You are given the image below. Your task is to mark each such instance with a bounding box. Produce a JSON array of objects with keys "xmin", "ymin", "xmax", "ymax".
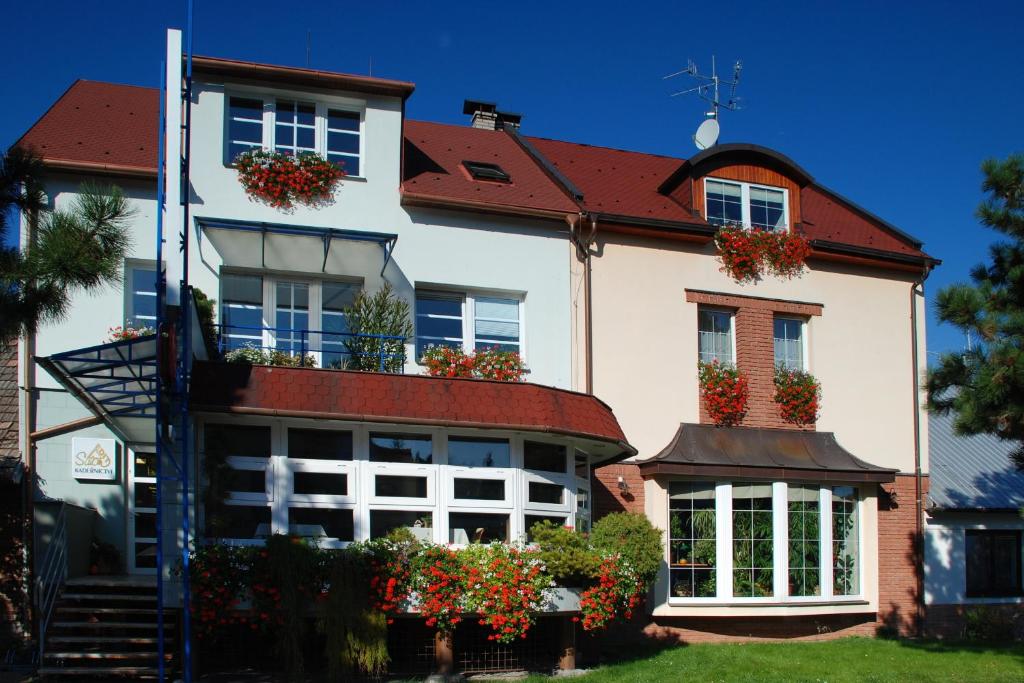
[
  {"xmin": 413, "ymin": 546, "xmax": 466, "ymax": 634},
  {"xmin": 698, "ymin": 360, "xmax": 750, "ymax": 426},
  {"xmin": 774, "ymin": 366, "xmax": 821, "ymax": 425},
  {"xmin": 223, "ymin": 344, "xmax": 316, "ymax": 368},
  {"xmin": 365, "ymin": 537, "xmax": 416, "ymax": 624},
  {"xmin": 235, "ymin": 149, "xmax": 345, "ymax": 210},
  {"xmin": 420, "ymin": 345, "xmax": 527, "ymax": 381},
  {"xmin": 713, "ymin": 224, "xmax": 811, "ymax": 283},
  {"xmin": 188, "ymin": 544, "xmax": 256, "ymax": 638},
  {"xmin": 578, "ymin": 555, "xmax": 645, "ymax": 631},
  {"xmin": 461, "ymin": 544, "xmax": 551, "ymax": 643},
  {"xmin": 107, "ymin": 324, "xmax": 155, "ymax": 342}
]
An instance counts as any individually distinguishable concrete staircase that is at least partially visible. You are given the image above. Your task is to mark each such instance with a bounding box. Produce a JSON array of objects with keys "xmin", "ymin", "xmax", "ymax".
[{"xmin": 38, "ymin": 576, "xmax": 175, "ymax": 679}]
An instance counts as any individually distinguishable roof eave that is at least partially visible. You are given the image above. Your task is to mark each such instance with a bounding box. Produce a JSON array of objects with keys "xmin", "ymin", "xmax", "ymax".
[
  {"xmin": 400, "ymin": 189, "xmax": 573, "ymax": 222},
  {"xmin": 40, "ymin": 157, "xmax": 158, "ymax": 179}
]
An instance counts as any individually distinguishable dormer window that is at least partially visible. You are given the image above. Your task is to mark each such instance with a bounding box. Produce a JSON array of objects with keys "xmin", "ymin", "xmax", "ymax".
[
  {"xmin": 463, "ymin": 160, "xmax": 510, "ymax": 183},
  {"xmin": 225, "ymin": 94, "xmax": 363, "ymax": 176},
  {"xmin": 705, "ymin": 177, "xmax": 788, "ymax": 231}
]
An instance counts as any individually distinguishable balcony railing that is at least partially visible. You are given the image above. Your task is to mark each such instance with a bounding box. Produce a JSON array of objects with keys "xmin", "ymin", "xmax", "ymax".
[{"xmin": 213, "ymin": 323, "xmax": 408, "ymax": 373}]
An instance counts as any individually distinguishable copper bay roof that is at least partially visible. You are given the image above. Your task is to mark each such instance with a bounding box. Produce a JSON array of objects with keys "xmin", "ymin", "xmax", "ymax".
[{"xmin": 638, "ymin": 423, "xmax": 896, "ymax": 483}]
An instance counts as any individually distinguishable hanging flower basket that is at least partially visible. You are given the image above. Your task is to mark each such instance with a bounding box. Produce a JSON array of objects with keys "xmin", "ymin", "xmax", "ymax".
[
  {"xmin": 713, "ymin": 224, "xmax": 812, "ymax": 283},
  {"xmin": 698, "ymin": 360, "xmax": 749, "ymax": 426},
  {"xmin": 774, "ymin": 366, "xmax": 821, "ymax": 425},
  {"xmin": 235, "ymin": 149, "xmax": 345, "ymax": 210}
]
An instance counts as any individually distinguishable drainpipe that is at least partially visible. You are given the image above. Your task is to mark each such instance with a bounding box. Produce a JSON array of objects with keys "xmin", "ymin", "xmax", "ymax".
[
  {"xmin": 567, "ymin": 213, "xmax": 598, "ymax": 394},
  {"xmin": 909, "ymin": 273, "xmax": 926, "ymax": 636}
]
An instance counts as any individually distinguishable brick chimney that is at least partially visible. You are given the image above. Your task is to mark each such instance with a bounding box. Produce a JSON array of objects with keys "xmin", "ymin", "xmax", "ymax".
[{"xmin": 463, "ymin": 99, "xmax": 522, "ymax": 131}]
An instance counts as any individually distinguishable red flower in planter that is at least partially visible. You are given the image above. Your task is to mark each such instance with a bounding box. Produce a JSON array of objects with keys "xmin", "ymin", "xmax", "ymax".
[
  {"xmin": 420, "ymin": 345, "xmax": 527, "ymax": 382},
  {"xmin": 698, "ymin": 360, "xmax": 750, "ymax": 426},
  {"xmin": 234, "ymin": 149, "xmax": 345, "ymax": 210},
  {"xmin": 713, "ymin": 224, "xmax": 811, "ymax": 283},
  {"xmin": 774, "ymin": 366, "xmax": 821, "ymax": 425}
]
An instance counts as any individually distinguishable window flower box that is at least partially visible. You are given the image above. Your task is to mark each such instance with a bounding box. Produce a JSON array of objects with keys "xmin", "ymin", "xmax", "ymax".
[
  {"xmin": 235, "ymin": 149, "xmax": 345, "ymax": 210},
  {"xmin": 774, "ymin": 367, "xmax": 821, "ymax": 426},
  {"xmin": 698, "ymin": 360, "xmax": 750, "ymax": 426},
  {"xmin": 714, "ymin": 224, "xmax": 812, "ymax": 283}
]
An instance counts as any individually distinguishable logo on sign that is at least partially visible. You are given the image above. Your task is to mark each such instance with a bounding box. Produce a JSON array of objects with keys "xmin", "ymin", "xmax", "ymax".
[{"xmin": 71, "ymin": 438, "xmax": 117, "ymax": 480}]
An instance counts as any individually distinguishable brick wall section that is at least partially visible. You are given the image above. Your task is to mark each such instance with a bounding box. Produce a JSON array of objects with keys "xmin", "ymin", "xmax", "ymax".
[
  {"xmin": 877, "ymin": 474, "xmax": 927, "ymax": 636},
  {"xmin": 641, "ymin": 614, "xmax": 876, "ymax": 644},
  {"xmin": 0, "ymin": 339, "xmax": 18, "ymax": 465},
  {"xmin": 593, "ymin": 464, "xmax": 644, "ymax": 517},
  {"xmin": 686, "ymin": 290, "xmax": 822, "ymax": 430}
]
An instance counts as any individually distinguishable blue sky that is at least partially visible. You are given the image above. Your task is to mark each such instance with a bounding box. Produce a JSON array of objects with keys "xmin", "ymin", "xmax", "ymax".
[{"xmin": 3, "ymin": 0, "xmax": 1022, "ymax": 355}]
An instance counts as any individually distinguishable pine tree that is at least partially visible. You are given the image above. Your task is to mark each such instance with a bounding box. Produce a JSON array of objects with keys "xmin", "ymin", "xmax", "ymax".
[
  {"xmin": 0, "ymin": 148, "xmax": 134, "ymax": 343},
  {"xmin": 928, "ymin": 154, "xmax": 1024, "ymax": 466}
]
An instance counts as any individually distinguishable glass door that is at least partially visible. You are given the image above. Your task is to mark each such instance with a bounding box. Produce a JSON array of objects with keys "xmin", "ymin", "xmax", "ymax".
[
  {"xmin": 128, "ymin": 451, "xmax": 158, "ymax": 574},
  {"xmin": 275, "ymin": 281, "xmax": 310, "ymax": 357}
]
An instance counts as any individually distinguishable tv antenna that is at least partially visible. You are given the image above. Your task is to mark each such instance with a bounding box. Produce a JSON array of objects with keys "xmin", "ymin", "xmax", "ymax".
[{"xmin": 664, "ymin": 56, "xmax": 743, "ymax": 149}]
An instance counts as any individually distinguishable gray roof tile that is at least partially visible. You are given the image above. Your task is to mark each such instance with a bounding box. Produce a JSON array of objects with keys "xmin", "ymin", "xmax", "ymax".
[{"xmin": 929, "ymin": 410, "xmax": 1024, "ymax": 510}]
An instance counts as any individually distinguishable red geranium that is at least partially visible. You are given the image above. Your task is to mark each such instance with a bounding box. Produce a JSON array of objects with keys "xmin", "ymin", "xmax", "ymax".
[
  {"xmin": 235, "ymin": 149, "xmax": 345, "ymax": 210},
  {"xmin": 774, "ymin": 366, "xmax": 821, "ymax": 425},
  {"xmin": 420, "ymin": 345, "xmax": 526, "ymax": 382},
  {"xmin": 713, "ymin": 224, "xmax": 811, "ymax": 283},
  {"xmin": 698, "ymin": 360, "xmax": 750, "ymax": 426}
]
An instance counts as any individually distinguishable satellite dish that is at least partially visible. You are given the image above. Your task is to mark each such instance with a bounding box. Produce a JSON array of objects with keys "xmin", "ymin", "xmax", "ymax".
[{"xmin": 694, "ymin": 118, "xmax": 720, "ymax": 150}]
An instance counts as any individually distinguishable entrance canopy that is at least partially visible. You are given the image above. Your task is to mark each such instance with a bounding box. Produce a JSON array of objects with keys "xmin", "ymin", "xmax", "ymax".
[
  {"xmin": 197, "ymin": 217, "xmax": 398, "ymax": 277},
  {"xmin": 38, "ymin": 336, "xmax": 158, "ymax": 446},
  {"xmin": 638, "ymin": 423, "xmax": 896, "ymax": 483}
]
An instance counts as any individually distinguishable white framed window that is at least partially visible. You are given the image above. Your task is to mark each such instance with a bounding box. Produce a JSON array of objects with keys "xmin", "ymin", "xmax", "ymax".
[
  {"xmin": 224, "ymin": 93, "xmax": 363, "ymax": 176},
  {"xmin": 522, "ymin": 441, "xmax": 572, "ymax": 515},
  {"xmin": 698, "ymin": 307, "xmax": 735, "ymax": 365},
  {"xmin": 124, "ymin": 261, "xmax": 157, "ymax": 329},
  {"xmin": 774, "ymin": 317, "xmax": 806, "ymax": 370},
  {"xmin": 445, "ymin": 436, "xmax": 514, "ymax": 511},
  {"xmin": 668, "ymin": 481, "xmax": 862, "ymax": 604},
  {"xmin": 218, "ymin": 272, "xmax": 361, "ymax": 367},
  {"xmin": 414, "ymin": 289, "xmax": 523, "ymax": 361},
  {"xmin": 574, "ymin": 450, "xmax": 592, "ymax": 533},
  {"xmin": 705, "ymin": 177, "xmax": 789, "ymax": 231}
]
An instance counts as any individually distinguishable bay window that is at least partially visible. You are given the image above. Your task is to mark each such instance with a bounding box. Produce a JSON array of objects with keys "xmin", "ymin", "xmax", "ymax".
[
  {"xmin": 200, "ymin": 420, "xmax": 593, "ymax": 548},
  {"xmin": 415, "ymin": 290, "xmax": 523, "ymax": 361},
  {"xmin": 225, "ymin": 94, "xmax": 363, "ymax": 176},
  {"xmin": 667, "ymin": 481, "xmax": 861, "ymax": 603}
]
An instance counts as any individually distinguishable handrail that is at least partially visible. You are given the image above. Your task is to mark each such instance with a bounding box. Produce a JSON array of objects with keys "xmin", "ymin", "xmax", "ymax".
[
  {"xmin": 36, "ymin": 502, "xmax": 69, "ymax": 662},
  {"xmin": 213, "ymin": 323, "xmax": 407, "ymax": 373}
]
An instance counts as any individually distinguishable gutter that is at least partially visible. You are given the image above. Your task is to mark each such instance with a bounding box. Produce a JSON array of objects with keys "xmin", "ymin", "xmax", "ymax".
[
  {"xmin": 41, "ymin": 158, "xmax": 158, "ymax": 179},
  {"xmin": 400, "ymin": 190, "xmax": 574, "ymax": 223}
]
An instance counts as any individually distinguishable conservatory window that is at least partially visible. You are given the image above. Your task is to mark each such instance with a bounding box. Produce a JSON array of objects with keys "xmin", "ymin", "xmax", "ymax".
[
  {"xmin": 698, "ymin": 308, "xmax": 734, "ymax": 366},
  {"xmin": 524, "ymin": 441, "xmax": 568, "ymax": 474},
  {"xmin": 447, "ymin": 437, "xmax": 510, "ymax": 468},
  {"xmin": 788, "ymin": 485, "xmax": 821, "ymax": 597},
  {"xmin": 668, "ymin": 481, "xmax": 861, "ymax": 603},
  {"xmin": 450, "ymin": 512, "xmax": 509, "ymax": 544},
  {"xmin": 669, "ymin": 482, "xmax": 717, "ymax": 599},
  {"xmin": 370, "ymin": 510, "xmax": 433, "ymax": 540},
  {"xmin": 832, "ymin": 486, "xmax": 860, "ymax": 596},
  {"xmin": 525, "ymin": 514, "xmax": 568, "ymax": 541},
  {"xmin": 288, "ymin": 506, "xmax": 354, "ymax": 542},
  {"xmin": 369, "ymin": 433, "xmax": 432, "ymax": 463}
]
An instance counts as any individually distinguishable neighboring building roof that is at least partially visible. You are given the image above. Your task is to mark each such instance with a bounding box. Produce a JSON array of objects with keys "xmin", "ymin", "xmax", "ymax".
[
  {"xmin": 189, "ymin": 362, "xmax": 635, "ymax": 458},
  {"xmin": 191, "ymin": 55, "xmax": 415, "ymax": 99},
  {"xmin": 402, "ymin": 120, "xmax": 580, "ymax": 217},
  {"xmin": 929, "ymin": 410, "xmax": 1024, "ymax": 511},
  {"xmin": 637, "ymin": 423, "xmax": 896, "ymax": 483},
  {"xmin": 15, "ymin": 80, "xmax": 159, "ymax": 177}
]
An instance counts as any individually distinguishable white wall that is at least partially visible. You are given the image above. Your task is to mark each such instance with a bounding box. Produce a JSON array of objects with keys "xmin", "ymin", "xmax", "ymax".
[{"xmin": 925, "ymin": 510, "xmax": 1024, "ymax": 605}]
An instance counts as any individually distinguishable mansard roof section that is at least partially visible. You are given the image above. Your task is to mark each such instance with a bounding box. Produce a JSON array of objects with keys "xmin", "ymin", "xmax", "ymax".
[
  {"xmin": 191, "ymin": 55, "xmax": 415, "ymax": 99},
  {"xmin": 190, "ymin": 362, "xmax": 635, "ymax": 459},
  {"xmin": 14, "ymin": 80, "xmax": 159, "ymax": 177},
  {"xmin": 402, "ymin": 120, "xmax": 580, "ymax": 218}
]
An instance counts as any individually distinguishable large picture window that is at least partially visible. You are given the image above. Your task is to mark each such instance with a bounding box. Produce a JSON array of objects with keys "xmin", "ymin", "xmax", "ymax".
[
  {"xmin": 965, "ymin": 530, "xmax": 1022, "ymax": 598},
  {"xmin": 667, "ymin": 481, "xmax": 860, "ymax": 603}
]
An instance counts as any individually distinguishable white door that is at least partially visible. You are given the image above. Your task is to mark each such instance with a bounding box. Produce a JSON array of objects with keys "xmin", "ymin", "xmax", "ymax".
[{"xmin": 128, "ymin": 450, "xmax": 158, "ymax": 574}]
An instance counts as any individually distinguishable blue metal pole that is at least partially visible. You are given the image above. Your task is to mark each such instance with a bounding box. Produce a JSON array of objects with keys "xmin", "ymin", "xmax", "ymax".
[
  {"xmin": 154, "ymin": 59, "xmax": 167, "ymax": 683},
  {"xmin": 179, "ymin": 2, "xmax": 195, "ymax": 680}
]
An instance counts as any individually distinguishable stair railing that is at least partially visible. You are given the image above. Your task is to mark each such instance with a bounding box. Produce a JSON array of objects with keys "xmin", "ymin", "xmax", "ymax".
[{"xmin": 36, "ymin": 502, "xmax": 69, "ymax": 662}]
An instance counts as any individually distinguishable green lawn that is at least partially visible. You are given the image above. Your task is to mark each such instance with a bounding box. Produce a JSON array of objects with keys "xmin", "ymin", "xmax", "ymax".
[{"xmin": 529, "ymin": 638, "xmax": 1024, "ymax": 683}]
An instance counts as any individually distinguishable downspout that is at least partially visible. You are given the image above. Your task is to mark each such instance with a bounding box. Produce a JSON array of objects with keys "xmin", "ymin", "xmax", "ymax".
[
  {"xmin": 909, "ymin": 271, "xmax": 927, "ymax": 637},
  {"xmin": 567, "ymin": 213, "xmax": 598, "ymax": 394}
]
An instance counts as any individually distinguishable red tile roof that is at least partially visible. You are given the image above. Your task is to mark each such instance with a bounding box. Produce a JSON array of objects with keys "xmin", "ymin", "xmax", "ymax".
[
  {"xmin": 190, "ymin": 362, "xmax": 633, "ymax": 452},
  {"xmin": 526, "ymin": 137, "xmax": 693, "ymax": 223},
  {"xmin": 15, "ymin": 80, "xmax": 159, "ymax": 176},
  {"xmin": 14, "ymin": 78, "xmax": 931, "ymax": 263},
  {"xmin": 402, "ymin": 121, "xmax": 579, "ymax": 216}
]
